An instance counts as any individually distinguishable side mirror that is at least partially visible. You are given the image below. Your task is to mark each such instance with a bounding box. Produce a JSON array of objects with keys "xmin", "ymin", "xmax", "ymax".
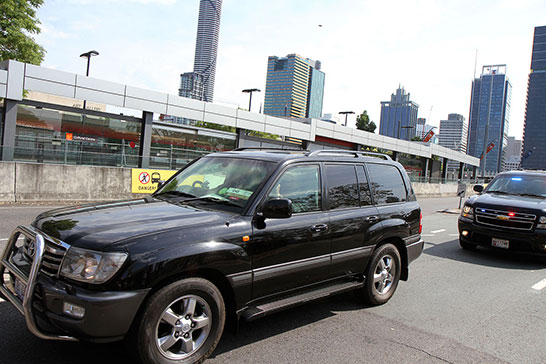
[
  {"xmin": 473, "ymin": 184, "xmax": 484, "ymax": 193},
  {"xmin": 262, "ymin": 198, "xmax": 292, "ymax": 219}
]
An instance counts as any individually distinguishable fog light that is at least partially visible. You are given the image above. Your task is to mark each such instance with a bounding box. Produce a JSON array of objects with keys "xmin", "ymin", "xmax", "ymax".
[
  {"xmin": 63, "ymin": 302, "xmax": 85, "ymax": 319},
  {"xmin": 461, "ymin": 230, "xmax": 469, "ymax": 237}
]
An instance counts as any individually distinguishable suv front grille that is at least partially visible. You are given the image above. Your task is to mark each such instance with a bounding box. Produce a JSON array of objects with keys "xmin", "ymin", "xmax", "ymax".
[
  {"xmin": 22, "ymin": 236, "xmax": 68, "ymax": 278},
  {"xmin": 475, "ymin": 208, "xmax": 536, "ymax": 231}
]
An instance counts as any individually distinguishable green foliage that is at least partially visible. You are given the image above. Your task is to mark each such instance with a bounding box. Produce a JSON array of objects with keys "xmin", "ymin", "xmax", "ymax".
[
  {"xmin": 411, "ymin": 136, "xmax": 422, "ymax": 141},
  {"xmin": 194, "ymin": 120, "xmax": 236, "ymax": 133},
  {"xmin": 246, "ymin": 130, "xmax": 280, "ymax": 140},
  {"xmin": 355, "ymin": 110, "xmax": 377, "ymax": 133},
  {"xmin": 0, "ymin": 0, "xmax": 45, "ymax": 64}
]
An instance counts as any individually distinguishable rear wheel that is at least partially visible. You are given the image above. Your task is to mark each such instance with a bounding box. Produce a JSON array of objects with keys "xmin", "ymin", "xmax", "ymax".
[
  {"xmin": 361, "ymin": 243, "xmax": 401, "ymax": 306},
  {"xmin": 459, "ymin": 239, "xmax": 477, "ymax": 250},
  {"xmin": 133, "ymin": 278, "xmax": 225, "ymax": 364}
]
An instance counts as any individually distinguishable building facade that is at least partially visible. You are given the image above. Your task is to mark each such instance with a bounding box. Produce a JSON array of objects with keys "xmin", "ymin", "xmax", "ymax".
[
  {"xmin": 503, "ymin": 136, "xmax": 522, "ymax": 171},
  {"xmin": 467, "ymin": 65, "xmax": 511, "ymax": 176},
  {"xmin": 379, "ymin": 86, "xmax": 419, "ymax": 141},
  {"xmin": 263, "ymin": 54, "xmax": 325, "ymax": 119},
  {"xmin": 521, "ymin": 25, "xmax": 546, "ymax": 170},
  {"xmin": 438, "ymin": 113, "xmax": 468, "ymax": 172}
]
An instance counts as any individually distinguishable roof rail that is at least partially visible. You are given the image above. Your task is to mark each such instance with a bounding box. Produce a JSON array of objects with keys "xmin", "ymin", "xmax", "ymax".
[
  {"xmin": 307, "ymin": 150, "xmax": 392, "ymax": 160},
  {"xmin": 232, "ymin": 147, "xmax": 305, "ymax": 152}
]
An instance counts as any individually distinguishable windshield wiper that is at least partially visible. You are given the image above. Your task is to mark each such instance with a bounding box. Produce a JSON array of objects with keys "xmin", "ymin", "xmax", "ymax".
[
  {"xmin": 517, "ymin": 193, "xmax": 545, "ymax": 198},
  {"xmin": 179, "ymin": 196, "xmax": 241, "ymax": 207},
  {"xmin": 487, "ymin": 190, "xmax": 511, "ymax": 195},
  {"xmin": 154, "ymin": 191, "xmax": 196, "ymax": 198}
]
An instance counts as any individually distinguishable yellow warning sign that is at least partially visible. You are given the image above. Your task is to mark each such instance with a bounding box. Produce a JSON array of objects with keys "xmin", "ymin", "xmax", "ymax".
[{"xmin": 131, "ymin": 169, "xmax": 177, "ymax": 194}]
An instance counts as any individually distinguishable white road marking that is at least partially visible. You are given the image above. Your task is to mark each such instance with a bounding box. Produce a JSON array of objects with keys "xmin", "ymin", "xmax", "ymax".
[
  {"xmin": 421, "ymin": 234, "xmax": 434, "ymax": 237},
  {"xmin": 449, "ymin": 233, "xmax": 459, "ymax": 237},
  {"xmin": 431, "ymin": 229, "xmax": 446, "ymax": 234},
  {"xmin": 532, "ymin": 279, "xmax": 546, "ymax": 291},
  {"xmin": 0, "ymin": 238, "xmax": 8, "ymax": 241}
]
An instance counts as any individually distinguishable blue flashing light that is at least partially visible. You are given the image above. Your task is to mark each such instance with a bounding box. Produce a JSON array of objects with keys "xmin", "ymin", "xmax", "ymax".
[{"xmin": 511, "ymin": 177, "xmax": 523, "ymax": 181}]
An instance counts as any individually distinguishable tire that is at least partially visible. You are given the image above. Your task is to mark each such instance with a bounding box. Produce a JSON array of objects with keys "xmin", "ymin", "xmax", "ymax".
[
  {"xmin": 361, "ymin": 243, "xmax": 401, "ymax": 306},
  {"xmin": 459, "ymin": 239, "xmax": 477, "ymax": 250},
  {"xmin": 133, "ymin": 278, "xmax": 225, "ymax": 364}
]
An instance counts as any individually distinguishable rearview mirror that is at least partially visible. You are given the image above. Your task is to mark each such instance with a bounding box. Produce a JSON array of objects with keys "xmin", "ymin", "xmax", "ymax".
[
  {"xmin": 473, "ymin": 184, "xmax": 484, "ymax": 193},
  {"xmin": 262, "ymin": 198, "xmax": 292, "ymax": 219}
]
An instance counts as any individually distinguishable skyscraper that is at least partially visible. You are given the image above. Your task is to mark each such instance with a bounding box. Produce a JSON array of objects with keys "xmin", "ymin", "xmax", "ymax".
[
  {"xmin": 521, "ymin": 25, "xmax": 546, "ymax": 170},
  {"xmin": 467, "ymin": 65, "xmax": 511, "ymax": 176},
  {"xmin": 439, "ymin": 113, "xmax": 468, "ymax": 172},
  {"xmin": 379, "ymin": 86, "xmax": 419, "ymax": 140},
  {"xmin": 263, "ymin": 54, "xmax": 325, "ymax": 119},
  {"xmin": 179, "ymin": 0, "xmax": 222, "ymax": 103}
]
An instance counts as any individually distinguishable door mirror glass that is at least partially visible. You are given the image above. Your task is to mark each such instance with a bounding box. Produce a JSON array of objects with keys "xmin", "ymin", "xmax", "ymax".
[
  {"xmin": 262, "ymin": 198, "xmax": 292, "ymax": 219},
  {"xmin": 473, "ymin": 184, "xmax": 484, "ymax": 193}
]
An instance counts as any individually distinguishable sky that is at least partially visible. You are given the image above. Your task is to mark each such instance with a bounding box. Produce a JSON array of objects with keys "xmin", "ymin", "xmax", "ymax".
[{"xmin": 34, "ymin": 0, "xmax": 546, "ymax": 139}]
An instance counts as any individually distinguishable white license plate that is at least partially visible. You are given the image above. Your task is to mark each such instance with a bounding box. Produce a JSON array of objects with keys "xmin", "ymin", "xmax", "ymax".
[
  {"xmin": 492, "ymin": 238, "xmax": 509, "ymax": 249},
  {"xmin": 14, "ymin": 277, "xmax": 26, "ymax": 301}
]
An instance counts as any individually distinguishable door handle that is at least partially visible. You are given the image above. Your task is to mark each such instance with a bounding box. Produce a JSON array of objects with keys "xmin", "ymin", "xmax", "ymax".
[
  {"xmin": 365, "ymin": 216, "xmax": 379, "ymax": 223},
  {"xmin": 310, "ymin": 224, "xmax": 328, "ymax": 232}
]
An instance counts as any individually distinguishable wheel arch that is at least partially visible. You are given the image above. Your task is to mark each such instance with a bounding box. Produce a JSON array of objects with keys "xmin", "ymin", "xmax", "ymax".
[{"xmin": 370, "ymin": 236, "xmax": 408, "ymax": 281}]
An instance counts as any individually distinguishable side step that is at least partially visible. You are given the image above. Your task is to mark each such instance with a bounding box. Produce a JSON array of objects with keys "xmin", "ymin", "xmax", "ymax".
[{"xmin": 241, "ymin": 280, "xmax": 364, "ymax": 322}]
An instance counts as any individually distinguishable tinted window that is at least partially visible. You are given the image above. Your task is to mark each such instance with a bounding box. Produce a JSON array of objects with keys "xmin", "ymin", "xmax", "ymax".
[
  {"xmin": 357, "ymin": 166, "xmax": 372, "ymax": 206},
  {"xmin": 368, "ymin": 164, "xmax": 407, "ymax": 204},
  {"xmin": 326, "ymin": 164, "xmax": 359, "ymax": 210},
  {"xmin": 268, "ymin": 165, "xmax": 321, "ymax": 213}
]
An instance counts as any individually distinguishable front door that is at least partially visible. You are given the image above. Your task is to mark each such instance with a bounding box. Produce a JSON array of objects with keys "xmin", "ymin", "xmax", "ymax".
[{"xmin": 248, "ymin": 164, "xmax": 330, "ymax": 300}]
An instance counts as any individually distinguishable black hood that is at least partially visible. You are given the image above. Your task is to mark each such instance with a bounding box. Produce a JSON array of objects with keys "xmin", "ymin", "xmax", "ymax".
[
  {"xmin": 469, "ymin": 193, "xmax": 546, "ymax": 214},
  {"xmin": 32, "ymin": 198, "xmax": 233, "ymax": 251}
]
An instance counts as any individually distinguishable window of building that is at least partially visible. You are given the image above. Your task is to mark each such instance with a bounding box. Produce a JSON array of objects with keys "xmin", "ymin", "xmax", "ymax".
[
  {"xmin": 150, "ymin": 124, "xmax": 236, "ymax": 170},
  {"xmin": 368, "ymin": 164, "xmax": 407, "ymax": 204},
  {"xmin": 356, "ymin": 166, "xmax": 372, "ymax": 206},
  {"xmin": 14, "ymin": 104, "xmax": 141, "ymax": 167},
  {"xmin": 325, "ymin": 164, "xmax": 359, "ymax": 210},
  {"xmin": 268, "ymin": 164, "xmax": 321, "ymax": 213}
]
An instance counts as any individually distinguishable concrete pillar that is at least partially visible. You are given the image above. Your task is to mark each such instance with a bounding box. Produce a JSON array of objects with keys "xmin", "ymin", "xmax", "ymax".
[
  {"xmin": 353, "ymin": 143, "xmax": 361, "ymax": 151},
  {"xmin": 235, "ymin": 128, "xmax": 245, "ymax": 148},
  {"xmin": 458, "ymin": 162, "xmax": 464, "ymax": 180},
  {"xmin": 424, "ymin": 158, "xmax": 429, "ymax": 182},
  {"xmin": 392, "ymin": 151, "xmax": 399, "ymax": 161},
  {"xmin": 138, "ymin": 111, "xmax": 153, "ymax": 168},
  {"xmin": 1, "ymin": 100, "xmax": 18, "ymax": 161}
]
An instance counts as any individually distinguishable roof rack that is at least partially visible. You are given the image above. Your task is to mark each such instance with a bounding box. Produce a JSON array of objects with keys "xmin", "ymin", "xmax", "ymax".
[
  {"xmin": 232, "ymin": 147, "xmax": 305, "ymax": 152},
  {"xmin": 307, "ymin": 150, "xmax": 392, "ymax": 160}
]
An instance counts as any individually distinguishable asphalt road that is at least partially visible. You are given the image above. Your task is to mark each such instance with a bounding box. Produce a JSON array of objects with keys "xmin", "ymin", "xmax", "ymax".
[{"xmin": 1, "ymin": 197, "xmax": 546, "ymax": 363}]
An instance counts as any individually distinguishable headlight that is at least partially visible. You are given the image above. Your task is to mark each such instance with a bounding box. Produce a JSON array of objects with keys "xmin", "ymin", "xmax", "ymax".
[
  {"xmin": 461, "ymin": 205, "xmax": 474, "ymax": 218},
  {"xmin": 537, "ymin": 216, "xmax": 546, "ymax": 229},
  {"xmin": 60, "ymin": 247, "xmax": 127, "ymax": 284}
]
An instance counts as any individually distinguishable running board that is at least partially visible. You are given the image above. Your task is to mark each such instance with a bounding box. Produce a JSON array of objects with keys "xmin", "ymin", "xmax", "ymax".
[{"xmin": 241, "ymin": 280, "xmax": 364, "ymax": 322}]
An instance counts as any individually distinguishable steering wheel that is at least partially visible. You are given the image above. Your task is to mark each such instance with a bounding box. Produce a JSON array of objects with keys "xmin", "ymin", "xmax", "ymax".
[{"xmin": 192, "ymin": 180, "xmax": 203, "ymax": 188}]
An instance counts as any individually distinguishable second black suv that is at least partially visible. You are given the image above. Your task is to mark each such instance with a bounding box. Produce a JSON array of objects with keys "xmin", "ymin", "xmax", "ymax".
[
  {"xmin": 1, "ymin": 149, "xmax": 423, "ymax": 364},
  {"xmin": 459, "ymin": 170, "xmax": 546, "ymax": 255}
]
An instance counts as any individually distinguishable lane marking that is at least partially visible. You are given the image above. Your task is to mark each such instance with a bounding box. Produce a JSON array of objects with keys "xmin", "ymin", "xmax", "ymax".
[
  {"xmin": 421, "ymin": 234, "xmax": 434, "ymax": 237},
  {"xmin": 532, "ymin": 279, "xmax": 546, "ymax": 291},
  {"xmin": 449, "ymin": 233, "xmax": 459, "ymax": 237},
  {"xmin": 0, "ymin": 238, "xmax": 8, "ymax": 241},
  {"xmin": 431, "ymin": 229, "xmax": 446, "ymax": 234}
]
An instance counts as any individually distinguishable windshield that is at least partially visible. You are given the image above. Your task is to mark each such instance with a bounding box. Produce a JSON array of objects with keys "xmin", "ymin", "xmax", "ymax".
[
  {"xmin": 154, "ymin": 157, "xmax": 276, "ymax": 211},
  {"xmin": 485, "ymin": 175, "xmax": 546, "ymax": 198}
]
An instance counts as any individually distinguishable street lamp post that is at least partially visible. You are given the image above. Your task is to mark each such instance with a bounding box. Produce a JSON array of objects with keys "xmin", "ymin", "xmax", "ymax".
[
  {"xmin": 339, "ymin": 111, "xmax": 355, "ymax": 126},
  {"xmin": 242, "ymin": 88, "xmax": 260, "ymax": 112},
  {"xmin": 80, "ymin": 50, "xmax": 99, "ymax": 110}
]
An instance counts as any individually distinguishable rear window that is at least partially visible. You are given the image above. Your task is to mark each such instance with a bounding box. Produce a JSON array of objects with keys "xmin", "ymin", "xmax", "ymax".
[{"xmin": 367, "ymin": 164, "xmax": 407, "ymax": 204}]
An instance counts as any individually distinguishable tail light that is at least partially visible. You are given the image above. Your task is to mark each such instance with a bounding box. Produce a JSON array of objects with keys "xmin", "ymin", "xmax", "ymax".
[{"xmin": 419, "ymin": 212, "xmax": 423, "ymax": 234}]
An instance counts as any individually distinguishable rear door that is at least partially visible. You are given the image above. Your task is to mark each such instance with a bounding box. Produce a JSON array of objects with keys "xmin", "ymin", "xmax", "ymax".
[{"xmin": 326, "ymin": 163, "xmax": 381, "ymax": 278}]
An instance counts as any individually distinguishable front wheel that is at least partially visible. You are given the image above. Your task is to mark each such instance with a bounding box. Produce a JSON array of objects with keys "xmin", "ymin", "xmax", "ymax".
[
  {"xmin": 133, "ymin": 278, "xmax": 225, "ymax": 364},
  {"xmin": 361, "ymin": 243, "xmax": 401, "ymax": 306}
]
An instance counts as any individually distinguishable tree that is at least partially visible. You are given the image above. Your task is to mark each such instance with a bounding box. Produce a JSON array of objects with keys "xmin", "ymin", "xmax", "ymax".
[
  {"xmin": 411, "ymin": 136, "xmax": 422, "ymax": 141},
  {"xmin": 0, "ymin": 0, "xmax": 45, "ymax": 64},
  {"xmin": 355, "ymin": 110, "xmax": 377, "ymax": 133}
]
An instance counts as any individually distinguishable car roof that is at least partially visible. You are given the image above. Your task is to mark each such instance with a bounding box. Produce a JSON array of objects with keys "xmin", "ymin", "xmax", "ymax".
[
  {"xmin": 207, "ymin": 149, "xmax": 396, "ymax": 164},
  {"xmin": 498, "ymin": 170, "xmax": 546, "ymax": 177}
]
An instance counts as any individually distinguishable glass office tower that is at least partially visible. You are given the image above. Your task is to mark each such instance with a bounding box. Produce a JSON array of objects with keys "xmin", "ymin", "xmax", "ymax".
[
  {"xmin": 263, "ymin": 54, "xmax": 325, "ymax": 119},
  {"xmin": 467, "ymin": 65, "xmax": 511, "ymax": 176},
  {"xmin": 521, "ymin": 25, "xmax": 546, "ymax": 170},
  {"xmin": 379, "ymin": 86, "xmax": 419, "ymax": 140}
]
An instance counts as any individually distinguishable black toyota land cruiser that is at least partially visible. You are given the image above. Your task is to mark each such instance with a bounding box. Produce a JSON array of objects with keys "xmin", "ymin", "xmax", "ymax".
[
  {"xmin": 1, "ymin": 149, "xmax": 423, "ymax": 364},
  {"xmin": 459, "ymin": 170, "xmax": 546, "ymax": 255}
]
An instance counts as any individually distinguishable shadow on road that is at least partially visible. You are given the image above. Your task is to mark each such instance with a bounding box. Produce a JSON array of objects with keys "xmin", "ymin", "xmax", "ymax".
[
  {"xmin": 0, "ymin": 292, "xmax": 366, "ymax": 364},
  {"xmin": 423, "ymin": 238, "xmax": 546, "ymax": 270}
]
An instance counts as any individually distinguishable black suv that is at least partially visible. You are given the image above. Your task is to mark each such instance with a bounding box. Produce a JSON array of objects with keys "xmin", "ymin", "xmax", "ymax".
[
  {"xmin": 1, "ymin": 149, "xmax": 423, "ymax": 364},
  {"xmin": 459, "ymin": 170, "xmax": 546, "ymax": 255}
]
